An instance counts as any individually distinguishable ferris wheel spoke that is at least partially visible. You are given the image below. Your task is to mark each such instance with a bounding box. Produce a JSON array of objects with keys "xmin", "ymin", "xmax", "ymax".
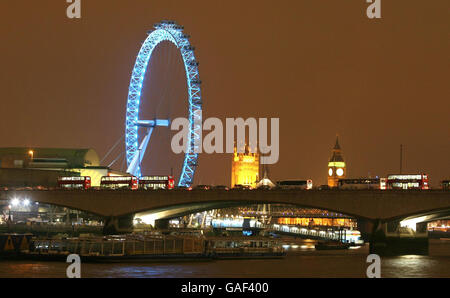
[
  {"xmin": 136, "ymin": 119, "xmax": 170, "ymax": 128},
  {"xmin": 126, "ymin": 127, "xmax": 154, "ymax": 177}
]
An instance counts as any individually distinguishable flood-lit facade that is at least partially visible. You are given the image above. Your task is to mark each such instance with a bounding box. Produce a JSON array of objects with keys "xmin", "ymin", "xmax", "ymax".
[
  {"xmin": 231, "ymin": 145, "xmax": 259, "ymax": 188},
  {"xmin": 328, "ymin": 137, "xmax": 346, "ymax": 187},
  {"xmin": 277, "ymin": 217, "xmax": 356, "ymax": 228}
]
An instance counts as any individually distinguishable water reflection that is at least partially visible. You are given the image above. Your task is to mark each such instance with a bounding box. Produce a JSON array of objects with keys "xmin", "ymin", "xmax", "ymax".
[{"xmin": 0, "ymin": 242, "xmax": 449, "ymax": 278}]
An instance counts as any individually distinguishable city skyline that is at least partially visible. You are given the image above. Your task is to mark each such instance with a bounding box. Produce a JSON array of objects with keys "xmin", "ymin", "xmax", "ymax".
[
  {"xmin": 0, "ymin": 0, "xmax": 449, "ymax": 281},
  {"xmin": 0, "ymin": 0, "xmax": 448, "ymax": 187}
]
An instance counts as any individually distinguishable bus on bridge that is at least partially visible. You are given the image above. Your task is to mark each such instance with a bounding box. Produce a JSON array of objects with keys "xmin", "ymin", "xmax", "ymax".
[
  {"xmin": 387, "ymin": 174, "xmax": 429, "ymax": 190},
  {"xmin": 338, "ymin": 178, "xmax": 385, "ymax": 190},
  {"xmin": 276, "ymin": 180, "xmax": 313, "ymax": 190},
  {"xmin": 57, "ymin": 176, "xmax": 91, "ymax": 190},
  {"xmin": 139, "ymin": 176, "xmax": 175, "ymax": 190},
  {"xmin": 100, "ymin": 176, "xmax": 138, "ymax": 190}
]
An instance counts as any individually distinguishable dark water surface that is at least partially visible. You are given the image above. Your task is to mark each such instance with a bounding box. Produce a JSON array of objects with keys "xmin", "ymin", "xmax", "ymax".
[{"xmin": 1, "ymin": 245, "xmax": 449, "ymax": 278}]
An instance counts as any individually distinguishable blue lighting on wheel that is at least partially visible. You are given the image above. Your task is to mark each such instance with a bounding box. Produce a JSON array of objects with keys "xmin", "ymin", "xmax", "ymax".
[{"xmin": 125, "ymin": 21, "xmax": 202, "ymax": 187}]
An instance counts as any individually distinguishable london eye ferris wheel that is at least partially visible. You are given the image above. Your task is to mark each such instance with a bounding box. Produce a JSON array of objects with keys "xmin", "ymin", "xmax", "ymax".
[{"xmin": 124, "ymin": 20, "xmax": 202, "ymax": 187}]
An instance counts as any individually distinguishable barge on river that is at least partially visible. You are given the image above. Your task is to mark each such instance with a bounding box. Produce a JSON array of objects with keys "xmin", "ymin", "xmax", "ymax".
[
  {"xmin": 315, "ymin": 240, "xmax": 351, "ymax": 250},
  {"xmin": 205, "ymin": 237, "xmax": 285, "ymax": 259},
  {"xmin": 1, "ymin": 234, "xmax": 285, "ymax": 262}
]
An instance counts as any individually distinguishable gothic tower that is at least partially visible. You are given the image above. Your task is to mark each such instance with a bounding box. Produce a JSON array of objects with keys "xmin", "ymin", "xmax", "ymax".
[
  {"xmin": 231, "ymin": 144, "xmax": 259, "ymax": 188},
  {"xmin": 327, "ymin": 136, "xmax": 346, "ymax": 187}
]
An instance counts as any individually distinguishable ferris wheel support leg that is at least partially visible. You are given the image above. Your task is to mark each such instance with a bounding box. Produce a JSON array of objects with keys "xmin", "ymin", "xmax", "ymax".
[{"xmin": 126, "ymin": 127, "xmax": 154, "ymax": 177}]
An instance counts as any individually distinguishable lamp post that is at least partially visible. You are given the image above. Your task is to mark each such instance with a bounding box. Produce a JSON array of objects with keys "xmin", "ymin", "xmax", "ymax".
[
  {"xmin": 28, "ymin": 150, "xmax": 35, "ymax": 187},
  {"xmin": 28, "ymin": 150, "xmax": 34, "ymax": 160},
  {"xmin": 7, "ymin": 205, "xmax": 11, "ymax": 233}
]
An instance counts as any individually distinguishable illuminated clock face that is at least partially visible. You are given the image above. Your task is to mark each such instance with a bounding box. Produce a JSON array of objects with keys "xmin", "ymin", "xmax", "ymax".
[
  {"xmin": 336, "ymin": 168, "xmax": 344, "ymax": 177},
  {"xmin": 328, "ymin": 168, "xmax": 333, "ymax": 176}
]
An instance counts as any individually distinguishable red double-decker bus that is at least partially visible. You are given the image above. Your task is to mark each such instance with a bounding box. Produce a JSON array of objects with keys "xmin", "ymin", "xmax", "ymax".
[
  {"xmin": 57, "ymin": 176, "xmax": 91, "ymax": 190},
  {"xmin": 100, "ymin": 176, "xmax": 138, "ymax": 190},
  {"xmin": 387, "ymin": 174, "xmax": 429, "ymax": 190},
  {"xmin": 139, "ymin": 176, "xmax": 175, "ymax": 190}
]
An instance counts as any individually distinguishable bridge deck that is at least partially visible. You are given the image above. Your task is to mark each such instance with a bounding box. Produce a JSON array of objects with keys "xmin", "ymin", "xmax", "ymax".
[{"xmin": 1, "ymin": 190, "xmax": 449, "ymax": 222}]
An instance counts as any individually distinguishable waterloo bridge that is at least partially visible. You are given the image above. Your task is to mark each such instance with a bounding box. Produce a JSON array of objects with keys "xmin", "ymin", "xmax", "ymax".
[{"xmin": 2, "ymin": 189, "xmax": 449, "ymax": 236}]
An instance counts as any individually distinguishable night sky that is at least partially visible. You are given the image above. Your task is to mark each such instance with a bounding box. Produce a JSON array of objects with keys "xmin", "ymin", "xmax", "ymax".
[{"xmin": 0, "ymin": 1, "xmax": 448, "ymax": 187}]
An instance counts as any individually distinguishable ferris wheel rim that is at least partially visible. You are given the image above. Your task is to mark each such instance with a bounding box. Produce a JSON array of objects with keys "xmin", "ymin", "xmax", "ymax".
[{"xmin": 125, "ymin": 21, "xmax": 202, "ymax": 187}]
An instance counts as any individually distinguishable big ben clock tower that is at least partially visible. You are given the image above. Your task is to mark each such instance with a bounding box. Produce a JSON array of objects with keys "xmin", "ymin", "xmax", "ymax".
[{"xmin": 328, "ymin": 136, "xmax": 346, "ymax": 187}]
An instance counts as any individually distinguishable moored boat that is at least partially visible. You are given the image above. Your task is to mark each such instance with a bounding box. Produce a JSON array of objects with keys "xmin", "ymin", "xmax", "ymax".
[
  {"xmin": 206, "ymin": 237, "xmax": 286, "ymax": 259},
  {"xmin": 1, "ymin": 234, "xmax": 286, "ymax": 262},
  {"xmin": 315, "ymin": 241, "xmax": 350, "ymax": 250}
]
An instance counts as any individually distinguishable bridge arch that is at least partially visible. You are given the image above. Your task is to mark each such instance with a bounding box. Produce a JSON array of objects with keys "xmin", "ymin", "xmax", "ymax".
[{"xmin": 131, "ymin": 200, "xmax": 365, "ymax": 223}]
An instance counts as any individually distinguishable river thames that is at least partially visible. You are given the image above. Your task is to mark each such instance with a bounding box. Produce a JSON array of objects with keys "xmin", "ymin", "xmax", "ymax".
[{"xmin": 1, "ymin": 245, "xmax": 449, "ymax": 278}]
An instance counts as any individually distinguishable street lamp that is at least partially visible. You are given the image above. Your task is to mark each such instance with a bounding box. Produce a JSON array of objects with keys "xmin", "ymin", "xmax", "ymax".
[
  {"xmin": 28, "ymin": 150, "xmax": 35, "ymax": 186},
  {"xmin": 11, "ymin": 198, "xmax": 20, "ymax": 207}
]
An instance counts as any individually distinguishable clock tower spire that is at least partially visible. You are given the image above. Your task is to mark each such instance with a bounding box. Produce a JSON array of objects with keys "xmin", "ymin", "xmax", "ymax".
[{"xmin": 328, "ymin": 135, "xmax": 346, "ymax": 187}]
